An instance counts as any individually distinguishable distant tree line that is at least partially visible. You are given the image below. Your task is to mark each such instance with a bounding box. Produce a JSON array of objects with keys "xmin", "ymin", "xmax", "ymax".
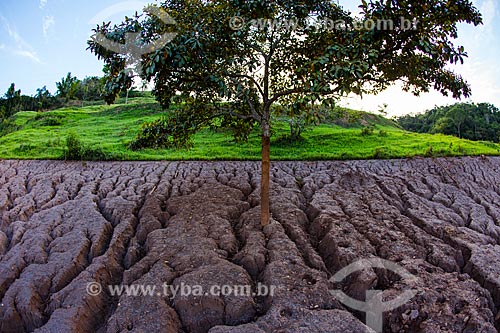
[
  {"xmin": 0, "ymin": 73, "xmax": 106, "ymax": 121},
  {"xmin": 397, "ymin": 102, "xmax": 500, "ymax": 143}
]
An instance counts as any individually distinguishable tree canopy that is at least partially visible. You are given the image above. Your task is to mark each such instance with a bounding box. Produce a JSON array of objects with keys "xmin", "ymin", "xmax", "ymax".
[
  {"xmin": 88, "ymin": 0, "xmax": 482, "ymax": 225},
  {"xmin": 56, "ymin": 72, "xmax": 80, "ymax": 101},
  {"xmin": 398, "ymin": 102, "xmax": 500, "ymax": 142}
]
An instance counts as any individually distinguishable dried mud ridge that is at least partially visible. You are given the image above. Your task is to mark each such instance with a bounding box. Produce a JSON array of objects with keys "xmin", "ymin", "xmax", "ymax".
[{"xmin": 1, "ymin": 158, "xmax": 500, "ymax": 333}]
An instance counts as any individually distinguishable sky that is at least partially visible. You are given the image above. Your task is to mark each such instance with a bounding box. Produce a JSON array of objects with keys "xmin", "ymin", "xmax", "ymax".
[{"xmin": 0, "ymin": 0, "xmax": 499, "ymax": 117}]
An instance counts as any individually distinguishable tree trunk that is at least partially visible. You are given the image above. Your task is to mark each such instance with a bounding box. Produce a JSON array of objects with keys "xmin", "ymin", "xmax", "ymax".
[{"xmin": 261, "ymin": 119, "xmax": 271, "ymax": 226}]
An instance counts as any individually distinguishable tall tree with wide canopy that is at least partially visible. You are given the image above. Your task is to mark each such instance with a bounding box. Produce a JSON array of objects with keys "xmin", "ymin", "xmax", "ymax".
[{"xmin": 88, "ymin": 0, "xmax": 482, "ymax": 226}]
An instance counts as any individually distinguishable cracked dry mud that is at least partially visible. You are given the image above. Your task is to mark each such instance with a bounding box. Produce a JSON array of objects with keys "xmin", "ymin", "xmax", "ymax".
[{"xmin": 0, "ymin": 157, "xmax": 500, "ymax": 333}]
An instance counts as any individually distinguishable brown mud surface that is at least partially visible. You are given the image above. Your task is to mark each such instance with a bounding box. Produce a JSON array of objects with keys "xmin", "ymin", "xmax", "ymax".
[{"xmin": 0, "ymin": 157, "xmax": 499, "ymax": 332}]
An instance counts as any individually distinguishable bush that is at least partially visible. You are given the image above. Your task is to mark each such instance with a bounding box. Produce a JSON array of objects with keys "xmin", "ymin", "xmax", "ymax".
[
  {"xmin": 65, "ymin": 132, "xmax": 83, "ymax": 160},
  {"xmin": 64, "ymin": 132, "xmax": 113, "ymax": 161},
  {"xmin": 361, "ymin": 125, "xmax": 375, "ymax": 136},
  {"xmin": 378, "ymin": 129, "xmax": 388, "ymax": 137},
  {"xmin": 424, "ymin": 145, "xmax": 434, "ymax": 157},
  {"xmin": 130, "ymin": 115, "xmax": 196, "ymax": 150},
  {"xmin": 273, "ymin": 134, "xmax": 306, "ymax": 146},
  {"xmin": 33, "ymin": 113, "xmax": 63, "ymax": 126},
  {"xmin": 14, "ymin": 143, "xmax": 36, "ymax": 153},
  {"xmin": 81, "ymin": 146, "xmax": 112, "ymax": 161},
  {"xmin": 339, "ymin": 152, "xmax": 353, "ymax": 160},
  {"xmin": 372, "ymin": 147, "xmax": 389, "ymax": 159},
  {"xmin": 0, "ymin": 118, "xmax": 20, "ymax": 137}
]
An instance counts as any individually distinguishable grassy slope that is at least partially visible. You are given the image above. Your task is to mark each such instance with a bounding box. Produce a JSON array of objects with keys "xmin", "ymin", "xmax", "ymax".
[{"xmin": 1, "ymin": 97, "xmax": 499, "ymax": 161}]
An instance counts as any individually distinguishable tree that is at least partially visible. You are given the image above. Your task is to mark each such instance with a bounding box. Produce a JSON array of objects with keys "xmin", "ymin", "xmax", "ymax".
[
  {"xmin": 88, "ymin": 0, "xmax": 482, "ymax": 226},
  {"xmin": 74, "ymin": 76, "xmax": 105, "ymax": 102},
  {"xmin": 377, "ymin": 103, "xmax": 388, "ymax": 117},
  {"xmin": 56, "ymin": 72, "xmax": 80, "ymax": 101},
  {"xmin": 398, "ymin": 102, "xmax": 500, "ymax": 143},
  {"xmin": 430, "ymin": 116, "xmax": 455, "ymax": 135},
  {"xmin": 4, "ymin": 83, "xmax": 21, "ymax": 117},
  {"xmin": 446, "ymin": 103, "xmax": 470, "ymax": 138},
  {"xmin": 35, "ymin": 86, "xmax": 52, "ymax": 110}
]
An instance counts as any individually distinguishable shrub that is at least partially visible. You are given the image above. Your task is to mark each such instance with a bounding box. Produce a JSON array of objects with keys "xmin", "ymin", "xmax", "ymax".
[
  {"xmin": 81, "ymin": 146, "xmax": 112, "ymax": 161},
  {"xmin": 33, "ymin": 113, "xmax": 63, "ymax": 126},
  {"xmin": 378, "ymin": 129, "xmax": 388, "ymax": 137},
  {"xmin": 65, "ymin": 132, "xmax": 82, "ymax": 160},
  {"xmin": 361, "ymin": 125, "xmax": 375, "ymax": 136},
  {"xmin": 273, "ymin": 134, "xmax": 305, "ymax": 146},
  {"xmin": 340, "ymin": 152, "xmax": 352, "ymax": 160},
  {"xmin": 130, "ymin": 115, "xmax": 196, "ymax": 150},
  {"xmin": 0, "ymin": 118, "xmax": 20, "ymax": 137},
  {"xmin": 14, "ymin": 143, "xmax": 36, "ymax": 153},
  {"xmin": 372, "ymin": 147, "xmax": 389, "ymax": 159},
  {"xmin": 64, "ymin": 132, "xmax": 113, "ymax": 161}
]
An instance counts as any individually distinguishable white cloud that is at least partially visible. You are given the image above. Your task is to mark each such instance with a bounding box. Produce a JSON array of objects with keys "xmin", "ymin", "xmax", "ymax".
[
  {"xmin": 42, "ymin": 15, "xmax": 55, "ymax": 38},
  {"xmin": 3, "ymin": 17, "xmax": 30, "ymax": 50},
  {"xmin": 88, "ymin": 1, "xmax": 149, "ymax": 25},
  {"xmin": 0, "ymin": 44, "xmax": 5, "ymax": 50},
  {"xmin": 14, "ymin": 50, "xmax": 42, "ymax": 64},
  {"xmin": 456, "ymin": 60, "xmax": 500, "ymax": 105},
  {"xmin": 479, "ymin": 0, "xmax": 496, "ymax": 28},
  {"xmin": 340, "ymin": 60, "xmax": 500, "ymax": 117},
  {"xmin": 0, "ymin": 15, "xmax": 42, "ymax": 64},
  {"xmin": 40, "ymin": 0, "xmax": 47, "ymax": 9}
]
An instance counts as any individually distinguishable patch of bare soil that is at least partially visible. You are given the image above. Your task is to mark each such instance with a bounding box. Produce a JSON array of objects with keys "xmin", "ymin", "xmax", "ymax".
[{"xmin": 0, "ymin": 157, "xmax": 499, "ymax": 332}]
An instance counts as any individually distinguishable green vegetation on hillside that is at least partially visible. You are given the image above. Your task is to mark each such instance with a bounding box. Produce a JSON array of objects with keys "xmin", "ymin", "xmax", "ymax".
[
  {"xmin": 1, "ymin": 98, "xmax": 499, "ymax": 161},
  {"xmin": 398, "ymin": 102, "xmax": 500, "ymax": 143},
  {"xmin": 0, "ymin": 74, "xmax": 147, "ymax": 120}
]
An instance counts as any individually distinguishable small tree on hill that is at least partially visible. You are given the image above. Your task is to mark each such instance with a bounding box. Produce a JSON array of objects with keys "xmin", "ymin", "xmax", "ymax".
[
  {"xmin": 4, "ymin": 83, "xmax": 21, "ymax": 117},
  {"xmin": 88, "ymin": 0, "xmax": 482, "ymax": 226},
  {"xmin": 56, "ymin": 72, "xmax": 80, "ymax": 101},
  {"xmin": 35, "ymin": 86, "xmax": 52, "ymax": 110},
  {"xmin": 446, "ymin": 103, "xmax": 471, "ymax": 138},
  {"xmin": 75, "ymin": 76, "xmax": 105, "ymax": 102}
]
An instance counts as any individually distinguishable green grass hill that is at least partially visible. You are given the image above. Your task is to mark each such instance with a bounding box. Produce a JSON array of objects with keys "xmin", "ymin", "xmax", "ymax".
[{"xmin": 1, "ymin": 96, "xmax": 499, "ymax": 161}]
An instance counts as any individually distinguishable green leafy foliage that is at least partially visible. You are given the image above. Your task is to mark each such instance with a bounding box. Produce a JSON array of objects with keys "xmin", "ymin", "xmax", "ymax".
[
  {"xmin": 0, "ymin": 98, "xmax": 499, "ymax": 160},
  {"xmin": 32, "ymin": 113, "xmax": 63, "ymax": 126},
  {"xmin": 398, "ymin": 102, "xmax": 500, "ymax": 142},
  {"xmin": 88, "ymin": 0, "xmax": 482, "ymax": 149},
  {"xmin": 129, "ymin": 116, "xmax": 192, "ymax": 150},
  {"xmin": 130, "ymin": 100, "xmax": 257, "ymax": 149},
  {"xmin": 74, "ymin": 76, "xmax": 106, "ymax": 101},
  {"xmin": 372, "ymin": 147, "xmax": 389, "ymax": 159},
  {"xmin": 64, "ymin": 131, "xmax": 114, "ymax": 161},
  {"xmin": 1, "ymin": 83, "xmax": 21, "ymax": 119},
  {"xmin": 0, "ymin": 76, "xmax": 107, "ymax": 120},
  {"xmin": 0, "ymin": 118, "xmax": 20, "ymax": 137},
  {"xmin": 56, "ymin": 73, "xmax": 80, "ymax": 101},
  {"xmin": 65, "ymin": 131, "xmax": 83, "ymax": 160},
  {"xmin": 378, "ymin": 129, "xmax": 388, "ymax": 137},
  {"xmin": 361, "ymin": 125, "xmax": 375, "ymax": 136}
]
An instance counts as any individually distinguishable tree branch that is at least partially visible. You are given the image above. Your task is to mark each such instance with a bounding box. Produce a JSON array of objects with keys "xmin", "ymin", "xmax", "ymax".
[
  {"xmin": 268, "ymin": 87, "xmax": 303, "ymax": 105},
  {"xmin": 227, "ymin": 73, "xmax": 265, "ymax": 100}
]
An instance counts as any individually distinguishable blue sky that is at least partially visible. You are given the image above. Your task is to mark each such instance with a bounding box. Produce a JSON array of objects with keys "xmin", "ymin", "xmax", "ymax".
[
  {"xmin": 0, "ymin": 0, "xmax": 499, "ymax": 116},
  {"xmin": 0, "ymin": 0, "xmax": 149, "ymax": 96}
]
